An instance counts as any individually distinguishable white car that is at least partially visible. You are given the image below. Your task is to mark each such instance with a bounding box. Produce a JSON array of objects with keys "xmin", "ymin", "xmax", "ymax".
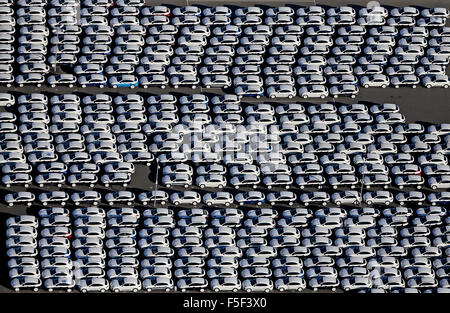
[
  {"xmin": 275, "ymin": 277, "xmax": 306, "ymax": 292},
  {"xmin": 242, "ymin": 278, "xmax": 273, "ymax": 292},
  {"xmin": 44, "ymin": 277, "xmax": 75, "ymax": 292},
  {"xmin": 422, "ymin": 74, "xmax": 450, "ymax": 88},
  {"xmin": 77, "ymin": 278, "xmax": 109, "ymax": 293},
  {"xmin": 109, "ymin": 277, "xmax": 141, "ymax": 293},
  {"xmin": 360, "ymin": 74, "xmax": 390, "ymax": 88},
  {"xmin": 10, "ymin": 277, "xmax": 42, "ymax": 292},
  {"xmin": 203, "ymin": 192, "xmax": 234, "ymax": 206},
  {"xmin": 210, "ymin": 277, "xmax": 241, "ymax": 292},
  {"xmin": 363, "ymin": 191, "xmax": 394, "ymax": 205},
  {"xmin": 329, "ymin": 85, "xmax": 359, "ymax": 98},
  {"xmin": 391, "ymin": 75, "xmax": 420, "ymax": 88},
  {"xmin": 332, "ymin": 191, "xmax": 360, "ymax": 205},
  {"xmin": 341, "ymin": 277, "xmax": 373, "ymax": 291},
  {"xmin": 4, "ymin": 192, "xmax": 35, "ymax": 206},
  {"xmin": 298, "ymin": 85, "xmax": 329, "ymax": 99},
  {"xmin": 196, "ymin": 174, "xmax": 226, "ymax": 188},
  {"xmin": 428, "ymin": 175, "xmax": 450, "ymax": 189},
  {"xmin": 267, "ymin": 84, "xmax": 296, "ymax": 99},
  {"xmin": 421, "ymin": 7, "xmax": 449, "ymax": 18},
  {"xmin": 170, "ymin": 191, "xmax": 201, "ymax": 206}
]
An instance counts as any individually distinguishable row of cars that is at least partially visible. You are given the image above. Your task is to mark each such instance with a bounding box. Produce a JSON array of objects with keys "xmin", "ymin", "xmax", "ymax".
[
  {"xmin": 5, "ymin": 204, "xmax": 449, "ymax": 292},
  {"xmin": 3, "ymin": 189, "xmax": 450, "ymax": 208},
  {"xmin": 2, "ymin": 0, "xmax": 448, "ymax": 19},
  {"xmin": 1, "ymin": 3, "xmax": 450, "ymax": 96},
  {"xmin": 5, "ymin": 158, "xmax": 449, "ymax": 191},
  {"xmin": 158, "ymin": 164, "xmax": 450, "ymax": 190}
]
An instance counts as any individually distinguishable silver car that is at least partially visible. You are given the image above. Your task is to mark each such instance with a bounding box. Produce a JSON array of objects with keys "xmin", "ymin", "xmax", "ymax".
[{"xmin": 298, "ymin": 85, "xmax": 329, "ymax": 99}]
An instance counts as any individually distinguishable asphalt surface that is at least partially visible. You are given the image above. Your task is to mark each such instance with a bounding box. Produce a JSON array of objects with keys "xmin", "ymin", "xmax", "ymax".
[{"xmin": 0, "ymin": 0, "xmax": 449, "ymax": 294}]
